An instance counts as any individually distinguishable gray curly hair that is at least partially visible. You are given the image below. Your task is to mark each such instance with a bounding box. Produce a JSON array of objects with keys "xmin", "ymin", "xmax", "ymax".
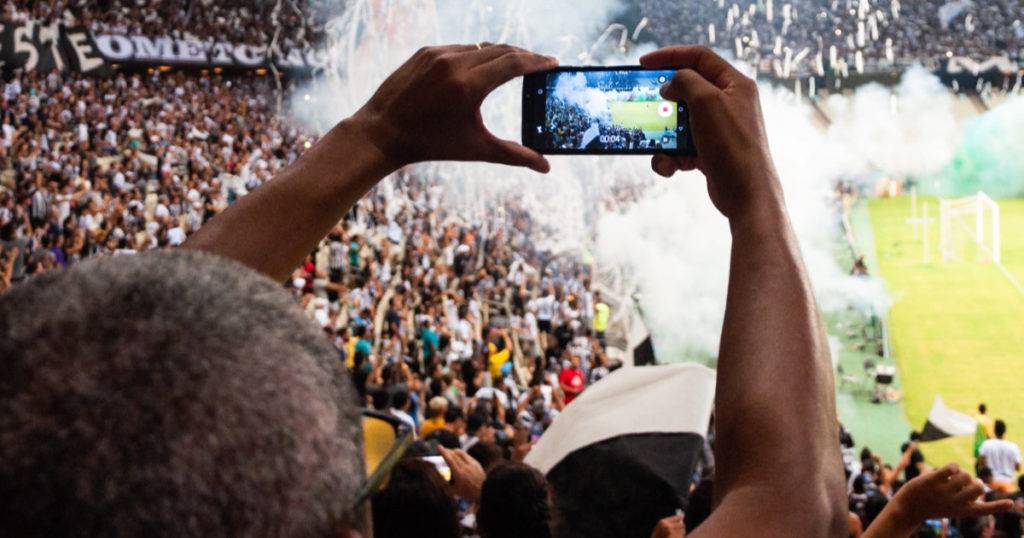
[{"xmin": 0, "ymin": 249, "xmax": 364, "ymax": 536}]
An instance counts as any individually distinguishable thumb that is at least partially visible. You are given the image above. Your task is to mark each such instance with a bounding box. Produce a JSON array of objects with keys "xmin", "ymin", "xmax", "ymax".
[
  {"xmin": 661, "ymin": 69, "xmax": 718, "ymax": 105},
  {"xmin": 966, "ymin": 499, "xmax": 1014, "ymax": 517},
  {"xmin": 483, "ymin": 134, "xmax": 551, "ymax": 173}
]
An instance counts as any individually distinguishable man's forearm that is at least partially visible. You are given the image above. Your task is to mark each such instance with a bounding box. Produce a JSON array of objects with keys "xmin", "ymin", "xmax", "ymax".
[
  {"xmin": 184, "ymin": 117, "xmax": 396, "ymax": 282},
  {"xmin": 713, "ymin": 188, "xmax": 845, "ymax": 529}
]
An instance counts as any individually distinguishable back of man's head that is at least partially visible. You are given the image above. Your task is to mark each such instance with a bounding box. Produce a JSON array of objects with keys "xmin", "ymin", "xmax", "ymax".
[
  {"xmin": 0, "ymin": 250, "xmax": 364, "ymax": 536},
  {"xmin": 979, "ymin": 403, "xmax": 987, "ymax": 414},
  {"xmin": 372, "ymin": 458, "xmax": 459, "ymax": 538},
  {"xmin": 548, "ymin": 446, "xmax": 682, "ymax": 538},
  {"xmin": 995, "ymin": 420, "xmax": 1007, "ymax": 438},
  {"xmin": 478, "ymin": 462, "xmax": 551, "ymax": 538},
  {"xmin": 391, "ymin": 388, "xmax": 410, "ymax": 410}
]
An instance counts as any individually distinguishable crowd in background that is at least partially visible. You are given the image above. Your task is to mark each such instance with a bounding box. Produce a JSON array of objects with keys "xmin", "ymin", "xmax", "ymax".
[
  {"xmin": 839, "ymin": 408, "xmax": 1024, "ymax": 537},
  {"xmin": 0, "ymin": 50, "xmax": 622, "ymax": 535},
  {"xmin": 0, "ymin": 67, "xmax": 314, "ymax": 291},
  {"xmin": 643, "ymin": 0, "xmax": 1024, "ymax": 76},
  {"xmin": 4, "ymin": 1, "xmax": 1024, "ymax": 537},
  {"xmin": 3, "ymin": 0, "xmax": 334, "ymax": 48},
  {"xmin": 543, "ymin": 98, "xmax": 660, "ymax": 151}
]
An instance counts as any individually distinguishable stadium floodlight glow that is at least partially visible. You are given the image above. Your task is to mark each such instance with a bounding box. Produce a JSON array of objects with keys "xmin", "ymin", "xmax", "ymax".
[{"xmin": 939, "ymin": 192, "xmax": 1000, "ymax": 264}]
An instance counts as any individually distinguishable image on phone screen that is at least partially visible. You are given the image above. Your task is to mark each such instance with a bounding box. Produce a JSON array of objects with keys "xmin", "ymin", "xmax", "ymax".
[{"xmin": 522, "ymin": 67, "xmax": 694, "ymax": 156}]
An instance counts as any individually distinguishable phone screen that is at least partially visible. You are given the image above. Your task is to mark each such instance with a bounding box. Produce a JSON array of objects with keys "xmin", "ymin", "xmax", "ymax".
[
  {"xmin": 420, "ymin": 456, "xmax": 452, "ymax": 482},
  {"xmin": 521, "ymin": 66, "xmax": 694, "ymax": 156}
]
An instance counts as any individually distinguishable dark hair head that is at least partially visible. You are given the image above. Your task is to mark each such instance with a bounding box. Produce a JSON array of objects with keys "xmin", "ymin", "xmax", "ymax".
[
  {"xmin": 548, "ymin": 446, "xmax": 681, "ymax": 538},
  {"xmin": 995, "ymin": 420, "xmax": 1007, "ymax": 438},
  {"xmin": 0, "ymin": 250, "xmax": 364, "ymax": 536},
  {"xmin": 978, "ymin": 467, "xmax": 993, "ymax": 481},
  {"xmin": 427, "ymin": 428, "xmax": 461, "ymax": 450},
  {"xmin": 369, "ymin": 387, "xmax": 390, "ymax": 410},
  {"xmin": 958, "ymin": 515, "xmax": 995, "ymax": 538},
  {"xmin": 391, "ymin": 389, "xmax": 410, "ymax": 410},
  {"xmin": 863, "ymin": 493, "xmax": 888, "ymax": 528},
  {"xmin": 371, "ymin": 458, "xmax": 460, "ymax": 538},
  {"xmin": 467, "ymin": 411, "xmax": 486, "ymax": 435},
  {"xmin": 445, "ymin": 405, "xmax": 465, "ymax": 424},
  {"xmin": 467, "ymin": 441, "xmax": 506, "ymax": 472},
  {"xmin": 979, "ymin": 403, "xmax": 987, "ymax": 414},
  {"xmin": 479, "ymin": 463, "xmax": 552, "ymax": 538}
]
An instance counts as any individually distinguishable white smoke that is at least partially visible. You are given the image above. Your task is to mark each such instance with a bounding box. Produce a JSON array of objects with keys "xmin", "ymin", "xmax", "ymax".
[
  {"xmin": 293, "ymin": 1, "xmax": 972, "ymax": 365},
  {"xmin": 551, "ymin": 72, "xmax": 611, "ymax": 119},
  {"xmin": 823, "ymin": 65, "xmax": 961, "ymax": 180}
]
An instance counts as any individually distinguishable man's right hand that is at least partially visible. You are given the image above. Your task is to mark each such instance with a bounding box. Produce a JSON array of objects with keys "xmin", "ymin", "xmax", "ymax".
[
  {"xmin": 352, "ymin": 44, "xmax": 557, "ymax": 173},
  {"xmin": 641, "ymin": 46, "xmax": 782, "ymax": 223}
]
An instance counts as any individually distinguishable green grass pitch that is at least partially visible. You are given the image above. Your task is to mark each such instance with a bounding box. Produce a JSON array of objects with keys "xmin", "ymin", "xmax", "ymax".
[
  {"xmin": 868, "ymin": 196, "xmax": 1024, "ymax": 469},
  {"xmin": 609, "ymin": 101, "xmax": 676, "ymax": 132}
]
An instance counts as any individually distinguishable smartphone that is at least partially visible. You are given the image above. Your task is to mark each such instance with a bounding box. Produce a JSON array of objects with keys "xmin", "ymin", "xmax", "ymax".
[
  {"xmin": 420, "ymin": 455, "xmax": 452, "ymax": 482},
  {"xmin": 522, "ymin": 66, "xmax": 695, "ymax": 156}
]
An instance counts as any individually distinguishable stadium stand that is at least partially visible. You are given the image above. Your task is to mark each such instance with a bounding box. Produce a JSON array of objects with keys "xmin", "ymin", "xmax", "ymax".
[{"xmin": 2, "ymin": 1, "xmax": 1021, "ymax": 537}]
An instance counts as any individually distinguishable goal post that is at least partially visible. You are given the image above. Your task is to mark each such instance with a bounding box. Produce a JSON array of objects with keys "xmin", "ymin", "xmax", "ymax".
[{"xmin": 939, "ymin": 192, "xmax": 1001, "ymax": 264}]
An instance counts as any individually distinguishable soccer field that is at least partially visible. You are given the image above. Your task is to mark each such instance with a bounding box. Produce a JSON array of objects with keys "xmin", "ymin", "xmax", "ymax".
[
  {"xmin": 609, "ymin": 101, "xmax": 676, "ymax": 132},
  {"xmin": 869, "ymin": 196, "xmax": 1024, "ymax": 469}
]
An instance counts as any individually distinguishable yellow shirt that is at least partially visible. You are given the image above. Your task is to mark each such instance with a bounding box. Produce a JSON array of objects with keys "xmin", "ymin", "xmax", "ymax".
[
  {"xmin": 488, "ymin": 343, "xmax": 511, "ymax": 381},
  {"xmin": 345, "ymin": 336, "xmax": 358, "ymax": 369},
  {"xmin": 594, "ymin": 302, "xmax": 610, "ymax": 332},
  {"xmin": 978, "ymin": 414, "xmax": 996, "ymax": 438},
  {"xmin": 420, "ymin": 416, "xmax": 446, "ymax": 438}
]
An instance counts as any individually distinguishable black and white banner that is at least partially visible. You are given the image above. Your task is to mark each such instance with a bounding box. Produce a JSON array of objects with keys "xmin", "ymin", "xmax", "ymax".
[
  {"xmin": 526, "ymin": 363, "xmax": 715, "ymax": 513},
  {"xmin": 1, "ymin": 19, "xmax": 325, "ymax": 76},
  {"xmin": 0, "ymin": 21, "xmax": 107, "ymax": 75},
  {"xmin": 92, "ymin": 34, "xmax": 325, "ymax": 72},
  {"xmin": 919, "ymin": 395, "xmax": 977, "ymax": 442}
]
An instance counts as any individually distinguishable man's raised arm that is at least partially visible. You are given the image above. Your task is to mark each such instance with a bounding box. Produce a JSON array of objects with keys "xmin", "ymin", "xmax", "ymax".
[
  {"xmin": 642, "ymin": 46, "xmax": 847, "ymax": 536},
  {"xmin": 184, "ymin": 44, "xmax": 557, "ymax": 282}
]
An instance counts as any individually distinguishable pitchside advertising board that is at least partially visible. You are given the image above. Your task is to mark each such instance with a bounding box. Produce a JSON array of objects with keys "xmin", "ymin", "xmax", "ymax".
[{"xmin": 0, "ymin": 20, "xmax": 324, "ymax": 76}]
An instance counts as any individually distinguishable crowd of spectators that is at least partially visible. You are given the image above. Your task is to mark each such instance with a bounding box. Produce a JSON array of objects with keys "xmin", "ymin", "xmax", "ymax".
[
  {"xmin": 0, "ymin": 57, "xmax": 626, "ymax": 535},
  {"xmin": 643, "ymin": 0, "xmax": 1024, "ymax": 76},
  {"xmin": 4, "ymin": 2, "xmax": 1023, "ymax": 536},
  {"xmin": 839, "ymin": 410, "xmax": 1024, "ymax": 537},
  {"xmin": 0, "ymin": 66, "xmax": 314, "ymax": 292},
  {"xmin": 3, "ymin": 0, "xmax": 336, "ymax": 49},
  {"xmin": 543, "ymin": 98, "xmax": 660, "ymax": 151}
]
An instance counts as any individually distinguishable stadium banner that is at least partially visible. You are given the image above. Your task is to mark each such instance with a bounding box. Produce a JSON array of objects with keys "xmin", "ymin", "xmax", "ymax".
[
  {"xmin": 0, "ymin": 21, "xmax": 108, "ymax": 75},
  {"xmin": 526, "ymin": 363, "xmax": 715, "ymax": 510},
  {"xmin": 0, "ymin": 19, "xmax": 323, "ymax": 76},
  {"xmin": 918, "ymin": 395, "xmax": 977, "ymax": 443},
  {"xmin": 944, "ymin": 56, "xmax": 1020, "ymax": 77},
  {"xmin": 92, "ymin": 34, "xmax": 325, "ymax": 73},
  {"xmin": 0, "ymin": 21, "xmax": 104, "ymax": 75}
]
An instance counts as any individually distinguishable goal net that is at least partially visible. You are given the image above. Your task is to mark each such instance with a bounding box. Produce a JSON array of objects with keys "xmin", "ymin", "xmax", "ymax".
[{"xmin": 939, "ymin": 192, "xmax": 1001, "ymax": 264}]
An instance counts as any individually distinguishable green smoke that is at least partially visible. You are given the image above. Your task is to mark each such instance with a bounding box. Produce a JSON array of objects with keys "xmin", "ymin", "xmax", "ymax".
[{"xmin": 937, "ymin": 96, "xmax": 1024, "ymax": 199}]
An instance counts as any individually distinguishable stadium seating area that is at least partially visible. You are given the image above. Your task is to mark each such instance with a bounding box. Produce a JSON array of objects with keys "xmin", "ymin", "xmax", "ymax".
[
  {"xmin": 2, "ymin": 1, "xmax": 1023, "ymax": 536},
  {"xmin": 643, "ymin": 0, "xmax": 1023, "ymax": 75},
  {"xmin": 3, "ymin": 0, "xmax": 333, "ymax": 47}
]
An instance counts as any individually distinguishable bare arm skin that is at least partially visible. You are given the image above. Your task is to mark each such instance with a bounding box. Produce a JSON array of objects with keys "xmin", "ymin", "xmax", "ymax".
[
  {"xmin": 184, "ymin": 44, "xmax": 557, "ymax": 282},
  {"xmin": 642, "ymin": 46, "xmax": 847, "ymax": 536}
]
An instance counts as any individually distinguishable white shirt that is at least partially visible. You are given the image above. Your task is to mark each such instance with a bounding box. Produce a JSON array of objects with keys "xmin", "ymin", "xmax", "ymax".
[
  {"xmin": 390, "ymin": 409, "xmax": 416, "ymax": 436},
  {"xmin": 535, "ymin": 295, "xmax": 556, "ymax": 321},
  {"xmin": 167, "ymin": 226, "xmax": 186, "ymax": 246},
  {"xmin": 980, "ymin": 438, "xmax": 1022, "ymax": 482}
]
